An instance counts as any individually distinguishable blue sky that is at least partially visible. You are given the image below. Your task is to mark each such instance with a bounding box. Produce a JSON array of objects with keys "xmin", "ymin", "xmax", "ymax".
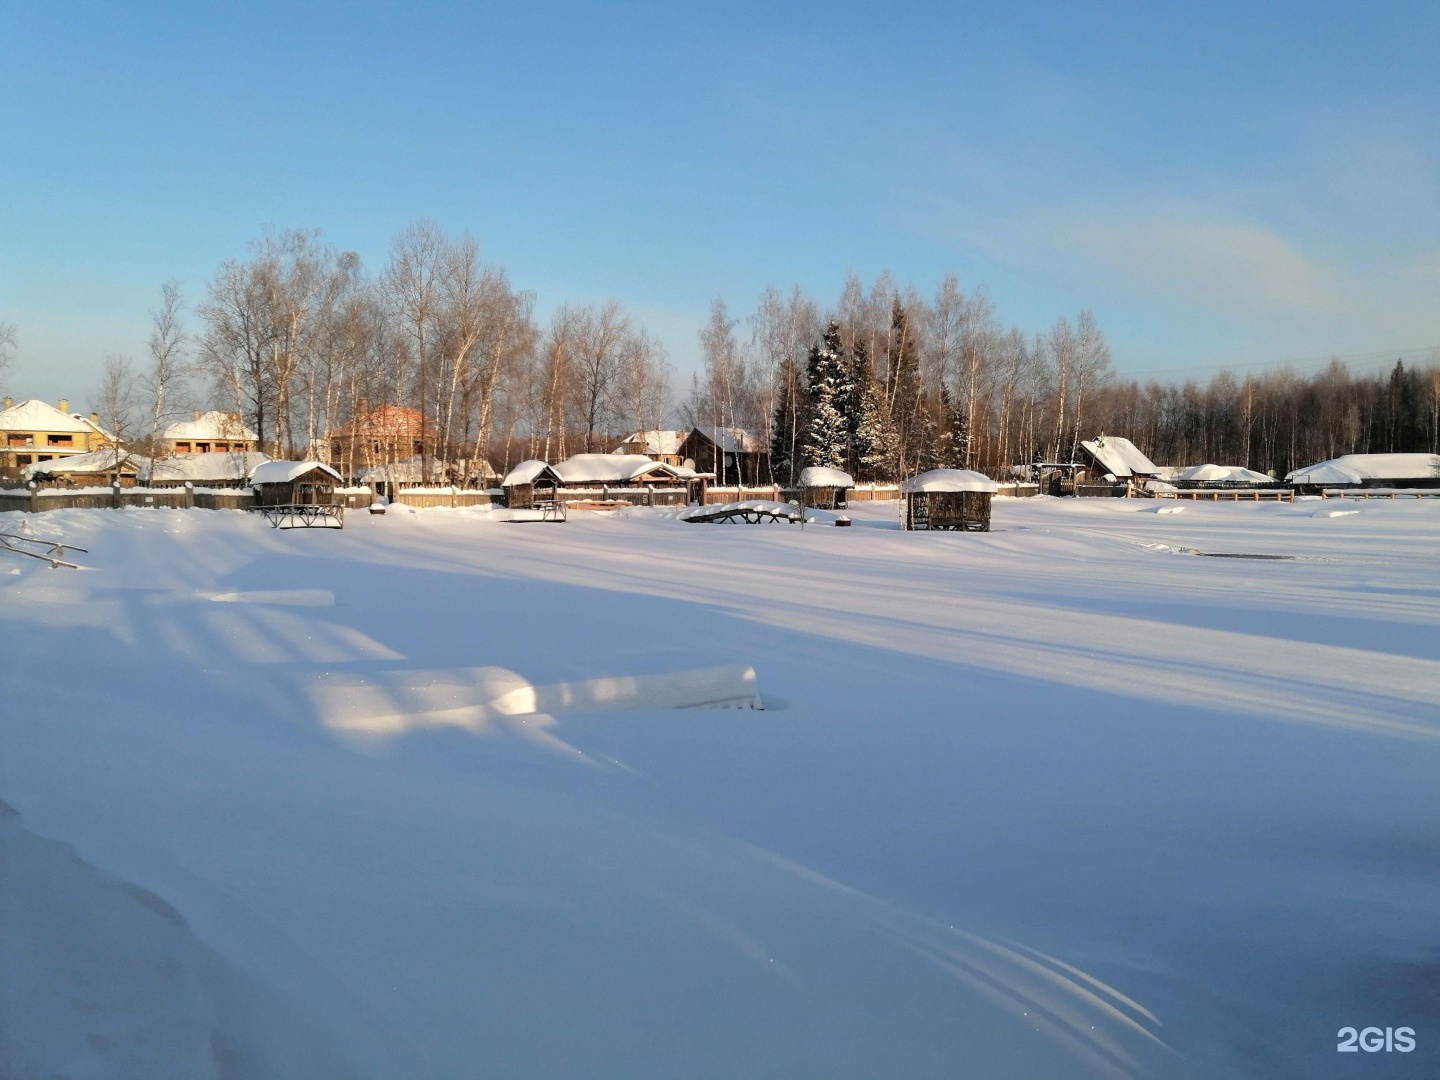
[{"xmin": 2, "ymin": 0, "xmax": 1438, "ymax": 404}]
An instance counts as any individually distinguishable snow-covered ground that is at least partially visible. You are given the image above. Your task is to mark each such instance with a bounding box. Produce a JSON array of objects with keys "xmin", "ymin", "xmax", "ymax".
[{"xmin": 2, "ymin": 497, "xmax": 1438, "ymax": 1079}]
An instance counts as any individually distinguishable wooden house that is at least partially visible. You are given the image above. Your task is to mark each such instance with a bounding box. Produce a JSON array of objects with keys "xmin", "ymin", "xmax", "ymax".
[
  {"xmin": 798, "ymin": 466, "xmax": 854, "ymax": 509},
  {"xmin": 161, "ymin": 411, "xmax": 258, "ymax": 455},
  {"xmin": 249, "ymin": 461, "xmax": 343, "ymax": 506},
  {"xmin": 0, "ymin": 398, "xmax": 116, "ymax": 480},
  {"xmin": 679, "ymin": 427, "xmax": 769, "ymax": 486},
  {"xmin": 146, "ymin": 451, "xmax": 271, "ymax": 488},
  {"xmin": 1286, "ymin": 453, "xmax": 1440, "ymax": 493},
  {"xmin": 902, "ymin": 469, "xmax": 998, "ymax": 532},
  {"xmin": 1078, "ymin": 435, "xmax": 1161, "ymax": 492},
  {"xmin": 21, "ymin": 447, "xmax": 145, "ymax": 487},
  {"xmin": 612, "ymin": 430, "xmax": 688, "ymax": 466}
]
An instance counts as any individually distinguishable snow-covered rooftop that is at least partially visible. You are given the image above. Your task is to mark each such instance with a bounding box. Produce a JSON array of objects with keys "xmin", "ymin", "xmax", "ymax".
[
  {"xmin": 1174, "ymin": 464, "xmax": 1277, "ymax": 485},
  {"xmin": 500, "ymin": 459, "xmax": 557, "ymax": 487},
  {"xmin": 162, "ymin": 411, "xmax": 259, "ymax": 442},
  {"xmin": 1080, "ymin": 436, "xmax": 1160, "ymax": 478},
  {"xmin": 694, "ymin": 427, "xmax": 763, "ymax": 454},
  {"xmin": 614, "ymin": 430, "xmax": 688, "ymax": 456},
  {"xmin": 799, "ymin": 466, "xmax": 855, "ymax": 488},
  {"xmin": 551, "ymin": 454, "xmax": 684, "ymax": 484},
  {"xmin": 145, "ymin": 451, "xmax": 271, "ymax": 483},
  {"xmin": 250, "ymin": 460, "xmax": 343, "ymax": 486},
  {"xmin": 1286, "ymin": 453, "xmax": 1440, "ymax": 485},
  {"xmin": 901, "ymin": 469, "xmax": 999, "ymax": 494},
  {"xmin": 21, "ymin": 448, "xmax": 148, "ymax": 479},
  {"xmin": 0, "ymin": 399, "xmax": 98, "ymax": 434}
]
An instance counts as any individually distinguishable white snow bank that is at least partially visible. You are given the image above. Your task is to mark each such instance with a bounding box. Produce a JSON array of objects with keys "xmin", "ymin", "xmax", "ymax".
[
  {"xmin": 1287, "ymin": 452, "xmax": 1440, "ymax": 485},
  {"xmin": 250, "ymin": 460, "xmax": 344, "ymax": 485},
  {"xmin": 901, "ymin": 469, "xmax": 999, "ymax": 494},
  {"xmin": 798, "ymin": 466, "xmax": 854, "ymax": 488},
  {"xmin": 309, "ymin": 663, "xmax": 761, "ymax": 738},
  {"xmin": 0, "ymin": 799, "xmax": 397, "ymax": 1079},
  {"xmin": 146, "ymin": 451, "xmax": 271, "ymax": 484}
]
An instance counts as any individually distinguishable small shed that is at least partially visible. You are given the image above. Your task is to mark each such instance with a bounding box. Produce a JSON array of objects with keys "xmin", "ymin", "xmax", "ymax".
[
  {"xmin": 902, "ymin": 469, "xmax": 998, "ymax": 532},
  {"xmin": 249, "ymin": 460, "xmax": 343, "ymax": 507},
  {"xmin": 798, "ymin": 466, "xmax": 854, "ymax": 509},
  {"xmin": 500, "ymin": 459, "xmax": 560, "ymax": 509}
]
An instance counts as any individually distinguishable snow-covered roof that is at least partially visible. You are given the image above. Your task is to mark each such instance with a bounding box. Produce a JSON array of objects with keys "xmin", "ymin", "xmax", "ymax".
[
  {"xmin": 250, "ymin": 460, "xmax": 343, "ymax": 486},
  {"xmin": 1174, "ymin": 464, "xmax": 1277, "ymax": 485},
  {"xmin": 0, "ymin": 399, "xmax": 97, "ymax": 434},
  {"xmin": 21, "ymin": 448, "xmax": 148, "ymax": 479},
  {"xmin": 162, "ymin": 411, "xmax": 258, "ymax": 441},
  {"xmin": 1286, "ymin": 453, "xmax": 1440, "ymax": 485},
  {"xmin": 902, "ymin": 469, "xmax": 999, "ymax": 494},
  {"xmin": 693, "ymin": 427, "xmax": 764, "ymax": 453},
  {"xmin": 1080, "ymin": 436, "xmax": 1159, "ymax": 478},
  {"xmin": 552, "ymin": 454, "xmax": 683, "ymax": 484},
  {"xmin": 355, "ymin": 455, "xmax": 498, "ymax": 483},
  {"xmin": 614, "ymin": 430, "xmax": 687, "ymax": 456},
  {"xmin": 145, "ymin": 451, "xmax": 271, "ymax": 483},
  {"xmin": 500, "ymin": 459, "xmax": 557, "ymax": 487},
  {"xmin": 799, "ymin": 466, "xmax": 855, "ymax": 488}
]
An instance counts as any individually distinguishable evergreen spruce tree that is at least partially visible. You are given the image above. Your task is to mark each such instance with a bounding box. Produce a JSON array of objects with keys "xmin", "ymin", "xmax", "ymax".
[
  {"xmin": 855, "ymin": 377, "xmax": 900, "ymax": 479},
  {"xmin": 803, "ymin": 322, "xmax": 849, "ymax": 469}
]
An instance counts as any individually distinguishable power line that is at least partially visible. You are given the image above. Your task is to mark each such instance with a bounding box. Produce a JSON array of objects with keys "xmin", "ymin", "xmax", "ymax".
[{"xmin": 1120, "ymin": 343, "xmax": 1440, "ymax": 381}]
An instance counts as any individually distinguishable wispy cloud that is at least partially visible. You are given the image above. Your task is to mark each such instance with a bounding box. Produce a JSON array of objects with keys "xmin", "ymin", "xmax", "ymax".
[{"xmin": 1053, "ymin": 215, "xmax": 1343, "ymax": 317}]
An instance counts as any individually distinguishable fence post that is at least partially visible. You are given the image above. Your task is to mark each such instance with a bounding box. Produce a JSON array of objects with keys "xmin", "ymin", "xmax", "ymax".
[
  {"xmin": 184, "ymin": 481, "xmax": 194, "ymax": 509},
  {"xmin": 29, "ymin": 481, "xmax": 38, "ymax": 513},
  {"xmin": 112, "ymin": 481, "xmax": 122, "ymax": 510}
]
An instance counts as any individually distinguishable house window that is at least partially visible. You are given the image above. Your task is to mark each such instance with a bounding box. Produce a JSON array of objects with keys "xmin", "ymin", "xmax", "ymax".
[
  {"xmin": 196, "ymin": 442, "xmax": 210, "ymax": 453},
  {"xmin": 8, "ymin": 434, "xmax": 34, "ymax": 446},
  {"xmin": 15, "ymin": 454, "xmax": 31, "ymax": 465},
  {"xmin": 47, "ymin": 435, "xmax": 73, "ymax": 446},
  {"xmin": 38, "ymin": 454, "xmax": 52, "ymax": 462},
  {"xmin": 175, "ymin": 441, "xmax": 191, "ymax": 452}
]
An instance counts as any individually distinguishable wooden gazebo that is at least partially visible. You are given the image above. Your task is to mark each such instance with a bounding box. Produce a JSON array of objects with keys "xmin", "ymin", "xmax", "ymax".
[
  {"xmin": 798, "ymin": 466, "xmax": 854, "ymax": 509},
  {"xmin": 902, "ymin": 469, "xmax": 998, "ymax": 532},
  {"xmin": 249, "ymin": 460, "xmax": 345, "ymax": 527},
  {"xmin": 500, "ymin": 459, "xmax": 560, "ymax": 509}
]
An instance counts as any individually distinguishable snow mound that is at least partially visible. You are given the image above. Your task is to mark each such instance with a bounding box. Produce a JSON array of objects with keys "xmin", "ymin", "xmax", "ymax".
[
  {"xmin": 1174, "ymin": 464, "xmax": 1276, "ymax": 485},
  {"xmin": 0, "ymin": 800, "xmax": 388, "ymax": 1079},
  {"xmin": 309, "ymin": 663, "xmax": 762, "ymax": 739},
  {"xmin": 1315, "ymin": 509, "xmax": 1360, "ymax": 518}
]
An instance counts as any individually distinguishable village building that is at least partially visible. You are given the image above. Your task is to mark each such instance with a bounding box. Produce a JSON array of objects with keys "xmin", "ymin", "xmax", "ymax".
[
  {"xmin": 798, "ymin": 466, "xmax": 854, "ymax": 509},
  {"xmin": 1286, "ymin": 453, "xmax": 1440, "ymax": 492},
  {"xmin": 160, "ymin": 411, "xmax": 259, "ymax": 455},
  {"xmin": 678, "ymin": 427, "xmax": 769, "ymax": 486},
  {"xmin": 902, "ymin": 469, "xmax": 998, "ymax": 531},
  {"xmin": 326, "ymin": 404, "xmax": 430, "ymax": 478},
  {"xmin": 22, "ymin": 448, "xmax": 147, "ymax": 487},
  {"xmin": 611, "ymin": 430, "xmax": 688, "ymax": 466},
  {"xmin": 0, "ymin": 398, "xmax": 116, "ymax": 480},
  {"xmin": 145, "ymin": 451, "xmax": 271, "ymax": 488},
  {"xmin": 1077, "ymin": 435, "xmax": 1162, "ymax": 485},
  {"xmin": 357, "ymin": 454, "xmax": 499, "ymax": 497}
]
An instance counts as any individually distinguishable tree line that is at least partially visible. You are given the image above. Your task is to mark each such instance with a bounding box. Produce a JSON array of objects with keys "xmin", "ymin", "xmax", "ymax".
[{"xmin": 4, "ymin": 223, "xmax": 1437, "ymax": 482}]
